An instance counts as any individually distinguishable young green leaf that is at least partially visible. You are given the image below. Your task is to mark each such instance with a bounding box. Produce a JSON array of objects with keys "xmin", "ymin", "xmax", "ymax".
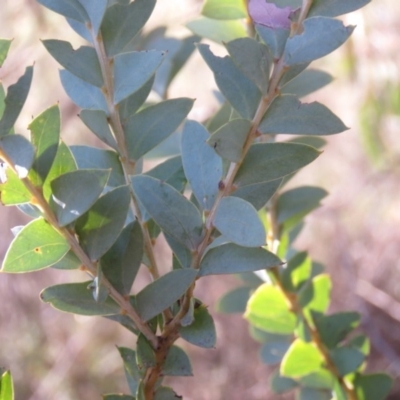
[
  {"xmin": 353, "ymin": 373, "xmax": 392, "ymax": 400},
  {"xmin": 40, "ymin": 281, "xmax": 120, "ymax": 316},
  {"xmin": 199, "ymin": 244, "xmax": 281, "ymax": 276},
  {"xmin": 283, "ymin": 17, "xmax": 354, "ymax": 66},
  {"xmin": 259, "ymin": 95, "xmax": 348, "ymax": 135},
  {"xmin": 201, "ymin": 0, "xmax": 247, "ymax": 20},
  {"xmin": 75, "ymin": 185, "xmax": 130, "ymax": 260},
  {"xmin": 198, "ymin": 44, "xmax": 261, "ymax": 120},
  {"xmin": 135, "ymin": 269, "xmax": 198, "ymax": 321},
  {"xmin": 125, "ymin": 98, "xmax": 193, "ymax": 160},
  {"xmin": 0, "ymin": 370, "xmax": 14, "ymax": 400},
  {"xmin": 245, "ymin": 284, "xmax": 297, "ymax": 334},
  {"xmin": 117, "ymin": 347, "xmax": 142, "ymax": 395},
  {"xmin": 0, "ymin": 66, "xmax": 33, "ymax": 137},
  {"xmin": 0, "ymin": 167, "xmax": 32, "ymax": 205},
  {"xmin": 180, "ymin": 305, "xmax": 216, "ymax": 348},
  {"xmin": 114, "ymin": 51, "xmax": 164, "ymax": 104},
  {"xmin": 101, "ymin": 221, "xmax": 143, "ymax": 296},
  {"xmin": 132, "ymin": 175, "xmax": 203, "ymax": 250},
  {"xmin": 2, "ymin": 218, "xmax": 69, "ymax": 273},
  {"xmin": 42, "ymin": 40, "xmax": 103, "ymax": 87},
  {"xmin": 182, "ymin": 121, "xmax": 222, "ymax": 211},
  {"xmin": 28, "ymin": 105, "xmax": 60, "ymax": 186},
  {"xmin": 213, "ymin": 197, "xmax": 266, "ymax": 247},
  {"xmin": 0, "ymin": 39, "xmax": 12, "ymax": 68},
  {"xmin": 207, "ymin": 118, "xmax": 251, "ymax": 162},
  {"xmin": 51, "ymin": 169, "xmax": 110, "ymax": 227},
  {"xmin": 162, "ymin": 346, "xmax": 193, "ymax": 376}
]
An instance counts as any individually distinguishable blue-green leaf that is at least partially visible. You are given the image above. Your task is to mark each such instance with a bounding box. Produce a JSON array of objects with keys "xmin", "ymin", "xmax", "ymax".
[
  {"xmin": 329, "ymin": 346, "xmax": 365, "ymax": 377},
  {"xmin": 259, "ymin": 95, "xmax": 348, "ymax": 135},
  {"xmin": 154, "ymin": 387, "xmax": 180, "ymax": 400},
  {"xmin": 132, "ymin": 175, "xmax": 203, "ymax": 250},
  {"xmin": 43, "ymin": 40, "xmax": 103, "ymax": 87},
  {"xmin": 207, "ymin": 118, "xmax": 251, "ymax": 162},
  {"xmin": 60, "ymin": 70, "xmax": 108, "ymax": 112},
  {"xmin": 216, "ymin": 286, "xmax": 250, "ymax": 314},
  {"xmin": 181, "ymin": 121, "xmax": 222, "ymax": 211},
  {"xmin": 51, "ymin": 169, "xmax": 110, "ymax": 226},
  {"xmin": 1, "ymin": 218, "xmax": 69, "ymax": 273},
  {"xmin": 214, "ymin": 197, "xmax": 266, "ymax": 247},
  {"xmin": 125, "ymin": 98, "xmax": 193, "ymax": 160},
  {"xmin": 198, "ymin": 44, "xmax": 261, "ymax": 120},
  {"xmin": 117, "ymin": 347, "xmax": 142, "ymax": 395},
  {"xmin": 0, "ymin": 66, "xmax": 33, "ymax": 137},
  {"xmin": 162, "ymin": 346, "xmax": 193, "ymax": 376},
  {"xmin": 270, "ymin": 369, "xmax": 299, "ymax": 394},
  {"xmin": 260, "ymin": 341, "xmax": 291, "ymax": 365},
  {"xmin": 135, "ymin": 269, "xmax": 198, "ymax": 321},
  {"xmin": 78, "ymin": 0, "xmax": 107, "ymax": 35},
  {"xmin": 283, "ymin": 17, "xmax": 354, "ymax": 66},
  {"xmin": 309, "ymin": 0, "xmax": 371, "ymax": 18},
  {"xmin": 40, "ymin": 281, "xmax": 120, "ymax": 316},
  {"xmin": 114, "ymin": 51, "xmax": 164, "ymax": 104},
  {"xmin": 37, "ymin": 0, "xmax": 87, "ymax": 22},
  {"xmin": 199, "ymin": 244, "xmax": 281, "ymax": 276},
  {"xmin": 297, "ymin": 388, "xmax": 331, "ymax": 400},
  {"xmin": 256, "ymin": 25, "xmax": 290, "ymax": 59}
]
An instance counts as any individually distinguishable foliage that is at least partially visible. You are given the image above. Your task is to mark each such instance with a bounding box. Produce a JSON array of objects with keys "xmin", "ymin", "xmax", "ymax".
[{"xmin": 0, "ymin": 0, "xmax": 392, "ymax": 399}]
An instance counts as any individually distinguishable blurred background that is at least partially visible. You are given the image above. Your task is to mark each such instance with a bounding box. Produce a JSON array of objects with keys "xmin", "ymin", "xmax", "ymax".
[{"xmin": 0, "ymin": 0, "xmax": 399, "ymax": 399}]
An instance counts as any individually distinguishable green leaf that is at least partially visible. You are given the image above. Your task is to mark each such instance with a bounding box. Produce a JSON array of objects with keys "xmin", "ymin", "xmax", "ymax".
[
  {"xmin": 132, "ymin": 175, "xmax": 203, "ymax": 250},
  {"xmin": 51, "ymin": 250, "xmax": 81, "ymax": 270},
  {"xmin": 2, "ymin": 218, "xmax": 69, "ymax": 273},
  {"xmin": 117, "ymin": 347, "xmax": 142, "ymax": 395},
  {"xmin": 281, "ymin": 252, "xmax": 312, "ymax": 292},
  {"xmin": 269, "ymin": 369, "xmax": 299, "ymax": 394},
  {"xmin": 135, "ymin": 269, "xmax": 198, "ymax": 321},
  {"xmin": 40, "ymin": 281, "xmax": 120, "ymax": 315},
  {"xmin": 225, "ymin": 38, "xmax": 271, "ymax": 93},
  {"xmin": 181, "ymin": 121, "xmax": 222, "ymax": 211},
  {"xmin": 101, "ymin": 221, "xmax": 143, "ymax": 296},
  {"xmin": 60, "ymin": 69, "xmax": 108, "ymax": 112},
  {"xmin": 297, "ymin": 388, "xmax": 331, "ymax": 400},
  {"xmin": 114, "ymin": 51, "xmax": 164, "ymax": 104},
  {"xmin": 202, "ymin": 0, "xmax": 247, "ymax": 20},
  {"xmin": 0, "ymin": 40, "xmax": 12, "ymax": 67},
  {"xmin": 299, "ymin": 369, "xmax": 335, "ymax": 389},
  {"xmin": 283, "ymin": 17, "xmax": 354, "ymax": 66},
  {"xmin": 0, "ymin": 167, "xmax": 31, "ymax": 205},
  {"xmin": 214, "ymin": 197, "xmax": 266, "ymax": 247},
  {"xmin": 216, "ymin": 286, "xmax": 251, "ymax": 314},
  {"xmin": 37, "ymin": 0, "xmax": 87, "ymax": 22},
  {"xmin": 154, "ymin": 387, "xmax": 180, "ymax": 400},
  {"xmin": 78, "ymin": 0, "xmax": 107, "ymax": 35},
  {"xmin": 232, "ymin": 178, "xmax": 282, "ymax": 211},
  {"xmin": 101, "ymin": 0, "xmax": 156, "ymax": 57},
  {"xmin": 187, "ymin": 18, "xmax": 247, "ymax": 44},
  {"xmin": 162, "ymin": 346, "xmax": 193, "ymax": 376},
  {"xmin": 245, "ymin": 283, "xmax": 297, "ymax": 334},
  {"xmin": 164, "ymin": 233, "xmax": 191, "ymax": 269},
  {"xmin": 103, "ymin": 395, "xmax": 135, "ymax": 400},
  {"xmin": 330, "ymin": 346, "xmax": 365, "ymax": 377},
  {"xmin": 249, "ymin": 326, "xmax": 292, "ymax": 343},
  {"xmin": 208, "ymin": 118, "xmax": 251, "ymax": 162},
  {"xmin": 42, "ymin": 40, "xmax": 103, "ymax": 87},
  {"xmin": 0, "ymin": 370, "xmax": 14, "ymax": 400},
  {"xmin": 309, "ymin": 0, "xmax": 371, "ymax": 18},
  {"xmin": 70, "ymin": 146, "xmax": 124, "ymax": 187},
  {"xmin": 0, "ymin": 134, "xmax": 35, "ymax": 178},
  {"xmin": 0, "ymin": 66, "xmax": 33, "ymax": 137},
  {"xmin": 235, "ymin": 142, "xmax": 321, "ymax": 187},
  {"xmin": 136, "ymin": 334, "xmax": 156, "ymax": 370},
  {"xmin": 256, "ymin": 25, "xmax": 290, "ymax": 59},
  {"xmin": 281, "ymin": 339, "xmax": 324, "ymax": 378},
  {"xmin": 199, "ymin": 244, "xmax": 281, "ymax": 276},
  {"xmin": 51, "ymin": 169, "xmax": 110, "ymax": 227},
  {"xmin": 312, "ymin": 312, "xmax": 361, "ymax": 349},
  {"xmin": 348, "ymin": 335, "xmax": 370, "ymax": 356},
  {"xmin": 75, "ymin": 185, "xmax": 130, "ymax": 260},
  {"xmin": 260, "ymin": 341, "xmax": 291, "ymax": 365},
  {"xmin": 259, "ymin": 95, "xmax": 348, "ymax": 135},
  {"xmin": 353, "ymin": 373, "xmax": 392, "ymax": 400},
  {"xmin": 198, "ymin": 44, "xmax": 261, "ymax": 120},
  {"xmin": 28, "ymin": 105, "xmax": 60, "ymax": 186},
  {"xmin": 125, "ymin": 98, "xmax": 193, "ymax": 160},
  {"xmin": 281, "ymin": 69, "xmax": 333, "ymax": 98},
  {"xmin": 42, "ymin": 141, "xmax": 77, "ymax": 202}
]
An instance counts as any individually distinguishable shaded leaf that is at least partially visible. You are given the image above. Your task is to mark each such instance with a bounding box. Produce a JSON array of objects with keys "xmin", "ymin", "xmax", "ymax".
[
  {"xmin": 202, "ymin": 0, "xmax": 247, "ymax": 20},
  {"xmin": 198, "ymin": 44, "xmax": 261, "ymax": 120},
  {"xmin": 182, "ymin": 121, "xmax": 222, "ymax": 211},
  {"xmin": 51, "ymin": 169, "xmax": 110, "ymax": 226},
  {"xmin": 309, "ymin": 0, "xmax": 371, "ymax": 18},
  {"xmin": 43, "ymin": 40, "xmax": 103, "ymax": 87},
  {"xmin": 132, "ymin": 175, "xmax": 203, "ymax": 250},
  {"xmin": 51, "ymin": 250, "xmax": 81, "ymax": 270},
  {"xmin": 260, "ymin": 341, "xmax": 291, "ymax": 365},
  {"xmin": 135, "ymin": 269, "xmax": 198, "ymax": 321},
  {"xmin": 297, "ymin": 388, "xmax": 331, "ymax": 400},
  {"xmin": 256, "ymin": 25, "xmax": 290, "ymax": 59},
  {"xmin": 154, "ymin": 387, "xmax": 180, "ymax": 400},
  {"xmin": 199, "ymin": 244, "xmax": 281, "ymax": 276},
  {"xmin": 125, "ymin": 98, "xmax": 193, "ymax": 160},
  {"xmin": 353, "ymin": 373, "xmax": 392, "ymax": 400},
  {"xmin": 259, "ymin": 95, "xmax": 348, "ymax": 135},
  {"xmin": 117, "ymin": 347, "xmax": 142, "ymax": 395},
  {"xmin": 103, "ymin": 395, "xmax": 135, "ymax": 400},
  {"xmin": 2, "ymin": 218, "xmax": 69, "ymax": 273},
  {"xmin": 281, "ymin": 252, "xmax": 312, "ymax": 292},
  {"xmin": 270, "ymin": 369, "xmax": 299, "ymax": 394},
  {"xmin": 330, "ymin": 346, "xmax": 365, "ymax": 377},
  {"xmin": 162, "ymin": 346, "xmax": 193, "ymax": 376},
  {"xmin": 40, "ymin": 281, "xmax": 120, "ymax": 315},
  {"xmin": 216, "ymin": 286, "xmax": 251, "ymax": 314}
]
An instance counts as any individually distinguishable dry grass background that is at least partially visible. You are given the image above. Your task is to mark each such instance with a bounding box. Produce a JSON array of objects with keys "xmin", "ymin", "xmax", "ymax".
[{"xmin": 0, "ymin": 0, "xmax": 400, "ymax": 399}]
